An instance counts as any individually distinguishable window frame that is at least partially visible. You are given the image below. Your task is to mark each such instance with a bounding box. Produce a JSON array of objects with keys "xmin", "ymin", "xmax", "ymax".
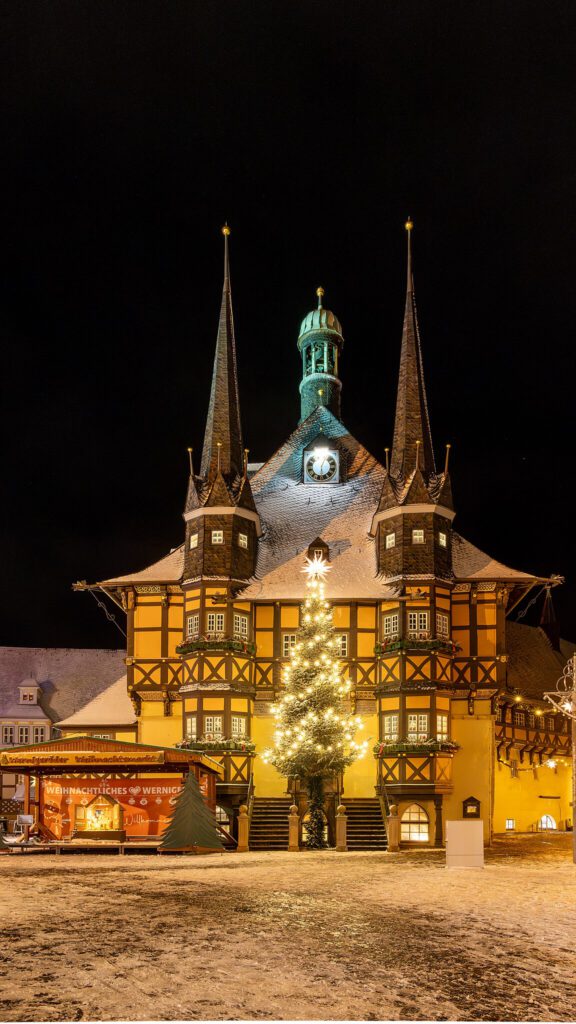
[
  {"xmin": 411, "ymin": 528, "xmax": 425, "ymax": 545},
  {"xmin": 189, "ymin": 532, "xmax": 198, "ymax": 550},
  {"xmin": 231, "ymin": 715, "xmax": 247, "ymax": 737},
  {"xmin": 438, "ymin": 531, "xmax": 447, "ymax": 548},
  {"xmin": 385, "ymin": 532, "xmax": 396, "ymax": 550},
  {"xmin": 238, "ymin": 532, "xmax": 248, "ymax": 549},
  {"xmin": 17, "ymin": 726, "xmax": 30, "ymax": 745},
  {"xmin": 186, "ymin": 612, "xmax": 200, "ymax": 638},
  {"xmin": 383, "ymin": 612, "xmax": 399, "ymax": 638},
  {"xmin": 203, "ymin": 715, "xmax": 223, "ymax": 738},
  {"xmin": 334, "ymin": 633, "xmax": 348, "ymax": 657},
  {"xmin": 32, "ymin": 726, "xmax": 46, "ymax": 744},
  {"xmin": 407, "ymin": 610, "xmax": 429, "ymax": 638},
  {"xmin": 383, "ymin": 713, "xmax": 399, "ymax": 742},
  {"xmin": 282, "ymin": 633, "xmax": 297, "ymax": 658},
  {"xmin": 407, "ymin": 712, "xmax": 429, "ymax": 742},
  {"xmin": 185, "ymin": 715, "xmax": 197, "ymax": 741},
  {"xmin": 211, "ymin": 529, "xmax": 224, "ymax": 545},
  {"xmin": 436, "ymin": 611, "xmax": 449, "ymax": 638},
  {"xmin": 400, "ymin": 804, "xmax": 429, "ymax": 843},
  {"xmin": 206, "ymin": 611, "xmax": 225, "ymax": 635},
  {"xmin": 233, "ymin": 612, "xmax": 249, "ymax": 639},
  {"xmin": 2, "ymin": 725, "xmax": 15, "ymax": 745},
  {"xmin": 436, "ymin": 713, "xmax": 449, "ymax": 741}
]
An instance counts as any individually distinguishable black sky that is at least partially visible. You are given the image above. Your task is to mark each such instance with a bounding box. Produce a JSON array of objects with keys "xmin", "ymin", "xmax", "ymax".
[{"xmin": 1, "ymin": 0, "xmax": 575, "ymax": 649}]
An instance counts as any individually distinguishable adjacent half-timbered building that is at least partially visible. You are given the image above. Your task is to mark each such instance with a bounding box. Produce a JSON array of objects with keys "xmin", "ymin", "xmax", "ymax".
[{"xmin": 68, "ymin": 222, "xmax": 573, "ymax": 847}]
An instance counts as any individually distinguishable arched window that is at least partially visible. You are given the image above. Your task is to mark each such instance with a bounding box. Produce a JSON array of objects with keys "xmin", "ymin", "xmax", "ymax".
[
  {"xmin": 400, "ymin": 804, "xmax": 429, "ymax": 842},
  {"xmin": 539, "ymin": 814, "xmax": 556, "ymax": 831}
]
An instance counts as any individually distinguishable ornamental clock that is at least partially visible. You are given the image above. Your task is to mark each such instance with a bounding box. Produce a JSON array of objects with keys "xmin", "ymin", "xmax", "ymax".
[{"xmin": 304, "ymin": 448, "xmax": 339, "ymax": 483}]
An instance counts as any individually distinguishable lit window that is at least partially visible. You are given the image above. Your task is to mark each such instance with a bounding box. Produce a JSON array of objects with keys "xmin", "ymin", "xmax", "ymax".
[
  {"xmin": 412, "ymin": 529, "xmax": 425, "ymax": 544},
  {"xmin": 238, "ymin": 532, "xmax": 248, "ymax": 549},
  {"xmin": 383, "ymin": 714, "xmax": 399, "ymax": 741},
  {"xmin": 189, "ymin": 533, "xmax": 198, "ymax": 549},
  {"xmin": 408, "ymin": 611, "xmax": 429, "ymax": 637},
  {"xmin": 400, "ymin": 804, "xmax": 429, "ymax": 842},
  {"xmin": 539, "ymin": 814, "xmax": 556, "ymax": 831},
  {"xmin": 383, "ymin": 613, "xmax": 399, "ymax": 638},
  {"xmin": 185, "ymin": 715, "xmax": 197, "ymax": 740},
  {"xmin": 546, "ymin": 717, "xmax": 555, "ymax": 732},
  {"xmin": 438, "ymin": 532, "xmax": 447, "ymax": 548},
  {"xmin": 436, "ymin": 612, "xmax": 449, "ymax": 637},
  {"xmin": 513, "ymin": 711, "xmax": 525, "ymax": 726},
  {"xmin": 207, "ymin": 612, "xmax": 225, "ymax": 634},
  {"xmin": 186, "ymin": 613, "xmax": 200, "ymax": 638},
  {"xmin": 19, "ymin": 690, "xmax": 36, "ymax": 704},
  {"xmin": 505, "ymin": 818, "xmax": 516, "ymax": 831},
  {"xmin": 204, "ymin": 715, "xmax": 223, "ymax": 738},
  {"xmin": 18, "ymin": 727, "xmax": 29, "ymax": 745},
  {"xmin": 407, "ymin": 713, "xmax": 428, "ymax": 742},
  {"xmin": 385, "ymin": 532, "xmax": 396, "ymax": 550},
  {"xmin": 233, "ymin": 613, "xmax": 249, "ymax": 638},
  {"xmin": 436, "ymin": 714, "xmax": 449, "ymax": 741},
  {"xmin": 334, "ymin": 633, "xmax": 348, "ymax": 657},
  {"xmin": 231, "ymin": 716, "xmax": 246, "ymax": 737},
  {"xmin": 312, "ymin": 548, "xmax": 325, "ymax": 559},
  {"xmin": 93, "ymin": 733, "xmax": 112, "ymax": 740},
  {"xmin": 2, "ymin": 726, "xmax": 15, "ymax": 745},
  {"xmin": 211, "ymin": 530, "xmax": 224, "ymax": 545},
  {"xmin": 32, "ymin": 727, "xmax": 45, "ymax": 744},
  {"xmin": 283, "ymin": 634, "xmax": 297, "ymax": 657},
  {"xmin": 527, "ymin": 712, "xmax": 535, "ymax": 728}
]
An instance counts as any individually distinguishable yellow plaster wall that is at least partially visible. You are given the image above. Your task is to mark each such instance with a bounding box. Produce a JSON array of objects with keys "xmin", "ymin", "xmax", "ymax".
[
  {"xmin": 493, "ymin": 761, "xmax": 572, "ymax": 832},
  {"xmin": 444, "ymin": 705, "xmax": 494, "ymax": 842},
  {"xmin": 343, "ymin": 714, "xmax": 378, "ymax": 797},
  {"xmin": 252, "ymin": 715, "xmax": 289, "ymax": 797},
  {"xmin": 137, "ymin": 702, "xmax": 182, "ymax": 748}
]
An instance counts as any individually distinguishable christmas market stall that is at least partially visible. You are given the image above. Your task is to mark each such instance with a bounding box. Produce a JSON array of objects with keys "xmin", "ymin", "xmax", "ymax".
[{"xmin": 0, "ymin": 735, "xmax": 223, "ymax": 846}]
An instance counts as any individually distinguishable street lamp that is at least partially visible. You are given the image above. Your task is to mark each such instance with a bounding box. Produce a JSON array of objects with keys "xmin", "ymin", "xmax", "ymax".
[{"xmin": 543, "ymin": 654, "xmax": 576, "ymax": 865}]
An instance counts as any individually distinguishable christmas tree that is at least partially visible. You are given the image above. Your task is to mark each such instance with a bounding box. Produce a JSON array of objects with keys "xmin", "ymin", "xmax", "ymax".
[
  {"xmin": 262, "ymin": 554, "xmax": 368, "ymax": 847},
  {"xmin": 159, "ymin": 771, "xmax": 223, "ymax": 853}
]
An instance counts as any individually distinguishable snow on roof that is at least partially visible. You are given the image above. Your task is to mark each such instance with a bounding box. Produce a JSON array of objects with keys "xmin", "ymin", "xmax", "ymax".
[
  {"xmin": 505, "ymin": 622, "xmax": 576, "ymax": 700},
  {"xmin": 99, "ymin": 545, "xmax": 184, "ymax": 586},
  {"xmin": 451, "ymin": 534, "xmax": 537, "ymax": 582},
  {"xmin": 242, "ymin": 409, "xmax": 397, "ymax": 600},
  {"xmin": 0, "ymin": 647, "xmax": 126, "ymax": 724},
  {"xmin": 57, "ymin": 675, "xmax": 136, "ymax": 727}
]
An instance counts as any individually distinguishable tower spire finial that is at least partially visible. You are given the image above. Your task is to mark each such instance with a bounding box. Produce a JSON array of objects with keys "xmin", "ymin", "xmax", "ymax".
[
  {"xmin": 316, "ymin": 286, "xmax": 324, "ymax": 309},
  {"xmin": 405, "ymin": 217, "xmax": 413, "ymax": 293},
  {"xmin": 222, "ymin": 223, "xmax": 230, "ymax": 282}
]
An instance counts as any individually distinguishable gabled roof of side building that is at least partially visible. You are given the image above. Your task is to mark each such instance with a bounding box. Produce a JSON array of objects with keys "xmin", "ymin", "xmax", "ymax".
[{"xmin": 505, "ymin": 622, "xmax": 576, "ymax": 701}]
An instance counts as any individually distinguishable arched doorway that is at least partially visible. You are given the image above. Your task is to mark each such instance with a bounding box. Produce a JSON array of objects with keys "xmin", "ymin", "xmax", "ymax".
[{"xmin": 400, "ymin": 803, "xmax": 429, "ymax": 843}]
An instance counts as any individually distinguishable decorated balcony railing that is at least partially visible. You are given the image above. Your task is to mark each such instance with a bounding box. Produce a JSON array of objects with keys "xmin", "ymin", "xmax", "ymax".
[
  {"xmin": 176, "ymin": 737, "xmax": 255, "ymax": 785},
  {"xmin": 375, "ymin": 637, "xmax": 460, "ymax": 656},
  {"xmin": 375, "ymin": 739, "xmax": 459, "ymax": 792},
  {"xmin": 374, "ymin": 739, "xmax": 460, "ymax": 756},
  {"xmin": 176, "ymin": 634, "xmax": 257, "ymax": 657}
]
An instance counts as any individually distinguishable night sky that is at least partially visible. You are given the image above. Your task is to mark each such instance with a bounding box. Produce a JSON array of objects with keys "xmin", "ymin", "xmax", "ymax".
[{"xmin": 1, "ymin": 1, "xmax": 575, "ymax": 650}]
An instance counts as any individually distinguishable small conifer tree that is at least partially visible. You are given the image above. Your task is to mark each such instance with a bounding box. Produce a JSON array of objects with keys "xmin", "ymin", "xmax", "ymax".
[
  {"xmin": 262, "ymin": 555, "xmax": 368, "ymax": 847},
  {"xmin": 159, "ymin": 771, "xmax": 223, "ymax": 852}
]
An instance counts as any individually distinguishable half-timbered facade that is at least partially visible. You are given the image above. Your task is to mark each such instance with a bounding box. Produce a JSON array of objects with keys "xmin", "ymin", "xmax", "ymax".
[{"xmin": 68, "ymin": 222, "xmax": 573, "ymax": 846}]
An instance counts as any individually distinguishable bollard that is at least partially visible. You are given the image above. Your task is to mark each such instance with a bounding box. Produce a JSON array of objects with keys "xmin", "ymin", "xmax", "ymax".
[
  {"xmin": 387, "ymin": 803, "xmax": 400, "ymax": 852},
  {"xmin": 335, "ymin": 804, "xmax": 347, "ymax": 852},
  {"xmin": 237, "ymin": 804, "xmax": 249, "ymax": 853},
  {"xmin": 288, "ymin": 804, "xmax": 300, "ymax": 851}
]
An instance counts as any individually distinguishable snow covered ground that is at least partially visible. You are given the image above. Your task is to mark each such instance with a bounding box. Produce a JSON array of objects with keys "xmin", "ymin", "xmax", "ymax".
[{"xmin": 0, "ymin": 834, "xmax": 575, "ymax": 1022}]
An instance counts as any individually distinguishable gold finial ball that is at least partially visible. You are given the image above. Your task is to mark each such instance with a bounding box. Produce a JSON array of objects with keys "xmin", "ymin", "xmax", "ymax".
[
  {"xmin": 405, "ymin": 217, "xmax": 413, "ymax": 231},
  {"xmin": 316, "ymin": 286, "xmax": 324, "ymax": 298},
  {"xmin": 222, "ymin": 224, "xmax": 231, "ymax": 236}
]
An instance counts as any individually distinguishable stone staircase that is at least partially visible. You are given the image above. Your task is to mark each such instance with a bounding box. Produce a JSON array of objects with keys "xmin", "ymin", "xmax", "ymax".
[
  {"xmin": 343, "ymin": 798, "xmax": 388, "ymax": 850},
  {"xmin": 249, "ymin": 797, "xmax": 292, "ymax": 850}
]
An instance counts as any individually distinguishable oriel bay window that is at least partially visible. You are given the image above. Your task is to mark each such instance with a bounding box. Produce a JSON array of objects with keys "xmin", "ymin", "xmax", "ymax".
[
  {"xmin": 407, "ymin": 713, "xmax": 429, "ymax": 742},
  {"xmin": 204, "ymin": 715, "xmax": 223, "ymax": 739},
  {"xmin": 408, "ymin": 611, "xmax": 429, "ymax": 639},
  {"xmin": 206, "ymin": 612, "xmax": 225, "ymax": 636},
  {"xmin": 383, "ymin": 714, "xmax": 399, "ymax": 741},
  {"xmin": 436, "ymin": 714, "xmax": 449, "ymax": 741}
]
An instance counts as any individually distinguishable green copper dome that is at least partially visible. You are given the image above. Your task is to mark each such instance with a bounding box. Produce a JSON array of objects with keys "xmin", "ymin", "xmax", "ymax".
[{"xmin": 298, "ymin": 287, "xmax": 343, "ymax": 348}]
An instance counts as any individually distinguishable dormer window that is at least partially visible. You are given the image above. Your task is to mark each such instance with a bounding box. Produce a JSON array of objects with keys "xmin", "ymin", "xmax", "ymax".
[{"xmin": 19, "ymin": 688, "xmax": 37, "ymax": 705}]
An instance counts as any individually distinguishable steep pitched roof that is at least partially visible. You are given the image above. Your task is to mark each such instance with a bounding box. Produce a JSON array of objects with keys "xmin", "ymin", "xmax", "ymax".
[
  {"xmin": 390, "ymin": 222, "xmax": 436, "ymax": 481},
  {"xmin": 451, "ymin": 534, "xmax": 538, "ymax": 582},
  {"xmin": 0, "ymin": 647, "xmax": 126, "ymax": 724},
  {"xmin": 99, "ymin": 546, "xmax": 184, "ymax": 586},
  {"xmin": 200, "ymin": 228, "xmax": 244, "ymax": 480},
  {"xmin": 57, "ymin": 675, "xmax": 135, "ymax": 728},
  {"xmin": 505, "ymin": 622, "xmax": 576, "ymax": 701},
  {"xmin": 241, "ymin": 408, "xmax": 397, "ymax": 599}
]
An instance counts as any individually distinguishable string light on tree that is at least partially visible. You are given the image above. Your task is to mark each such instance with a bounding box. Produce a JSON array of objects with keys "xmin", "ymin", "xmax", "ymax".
[{"xmin": 261, "ymin": 553, "xmax": 369, "ymax": 848}]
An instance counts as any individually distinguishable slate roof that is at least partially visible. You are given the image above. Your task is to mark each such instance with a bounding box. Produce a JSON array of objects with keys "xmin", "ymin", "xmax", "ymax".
[
  {"xmin": 0, "ymin": 647, "xmax": 127, "ymax": 725},
  {"xmin": 505, "ymin": 622, "xmax": 576, "ymax": 701},
  {"xmin": 99, "ymin": 407, "xmax": 543, "ymax": 595},
  {"xmin": 57, "ymin": 675, "xmax": 135, "ymax": 728}
]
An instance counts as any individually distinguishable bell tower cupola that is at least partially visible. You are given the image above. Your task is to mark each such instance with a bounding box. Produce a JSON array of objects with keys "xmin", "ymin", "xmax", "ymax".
[{"xmin": 298, "ymin": 287, "xmax": 344, "ymax": 422}]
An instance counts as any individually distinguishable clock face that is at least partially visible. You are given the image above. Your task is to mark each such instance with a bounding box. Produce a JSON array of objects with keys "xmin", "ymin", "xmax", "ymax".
[{"xmin": 305, "ymin": 451, "xmax": 338, "ymax": 482}]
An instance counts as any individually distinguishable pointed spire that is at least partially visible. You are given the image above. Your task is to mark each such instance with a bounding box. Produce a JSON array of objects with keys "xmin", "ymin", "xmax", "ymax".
[
  {"xmin": 389, "ymin": 219, "xmax": 436, "ymax": 482},
  {"xmin": 200, "ymin": 225, "xmax": 244, "ymax": 480}
]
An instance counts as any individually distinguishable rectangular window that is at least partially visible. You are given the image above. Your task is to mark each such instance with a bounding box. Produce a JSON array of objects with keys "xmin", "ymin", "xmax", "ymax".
[
  {"xmin": 383, "ymin": 613, "xmax": 399, "ymax": 638},
  {"xmin": 407, "ymin": 713, "xmax": 429, "ymax": 742},
  {"xmin": 436, "ymin": 714, "xmax": 449, "ymax": 741},
  {"xmin": 546, "ymin": 717, "xmax": 555, "ymax": 732},
  {"xmin": 408, "ymin": 611, "xmax": 429, "ymax": 637},
  {"xmin": 312, "ymin": 548, "xmax": 324, "ymax": 559},
  {"xmin": 283, "ymin": 634, "xmax": 297, "ymax": 657},
  {"xmin": 204, "ymin": 715, "xmax": 223, "ymax": 738},
  {"xmin": 231, "ymin": 716, "xmax": 246, "ymax": 737},
  {"xmin": 18, "ymin": 726, "xmax": 29, "ymax": 745},
  {"xmin": 32, "ymin": 727, "xmax": 45, "ymax": 744},
  {"xmin": 19, "ymin": 691, "xmax": 36, "ymax": 704},
  {"xmin": 238, "ymin": 532, "xmax": 248, "ymax": 549},
  {"xmin": 211, "ymin": 530, "xmax": 224, "ymax": 545},
  {"xmin": 93, "ymin": 733, "xmax": 112, "ymax": 740},
  {"xmin": 186, "ymin": 613, "xmax": 200, "ymax": 638},
  {"xmin": 513, "ymin": 711, "xmax": 525, "ymax": 726},
  {"xmin": 383, "ymin": 714, "xmax": 399, "ymax": 741},
  {"xmin": 334, "ymin": 633, "xmax": 348, "ymax": 657},
  {"xmin": 412, "ymin": 529, "xmax": 425, "ymax": 544},
  {"xmin": 189, "ymin": 532, "xmax": 198, "ymax": 549},
  {"xmin": 185, "ymin": 715, "xmax": 197, "ymax": 740},
  {"xmin": 505, "ymin": 818, "xmax": 516, "ymax": 831},
  {"xmin": 233, "ymin": 613, "xmax": 249, "ymax": 638},
  {"xmin": 527, "ymin": 712, "xmax": 535, "ymax": 728},
  {"xmin": 385, "ymin": 532, "xmax": 396, "ymax": 549},
  {"xmin": 438, "ymin": 532, "xmax": 447, "ymax": 548},
  {"xmin": 207, "ymin": 612, "xmax": 225, "ymax": 634},
  {"xmin": 2, "ymin": 726, "xmax": 15, "ymax": 745},
  {"xmin": 436, "ymin": 612, "xmax": 449, "ymax": 637}
]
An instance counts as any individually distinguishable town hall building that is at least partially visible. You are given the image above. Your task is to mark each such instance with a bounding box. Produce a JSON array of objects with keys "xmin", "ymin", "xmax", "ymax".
[{"xmin": 1, "ymin": 222, "xmax": 573, "ymax": 848}]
